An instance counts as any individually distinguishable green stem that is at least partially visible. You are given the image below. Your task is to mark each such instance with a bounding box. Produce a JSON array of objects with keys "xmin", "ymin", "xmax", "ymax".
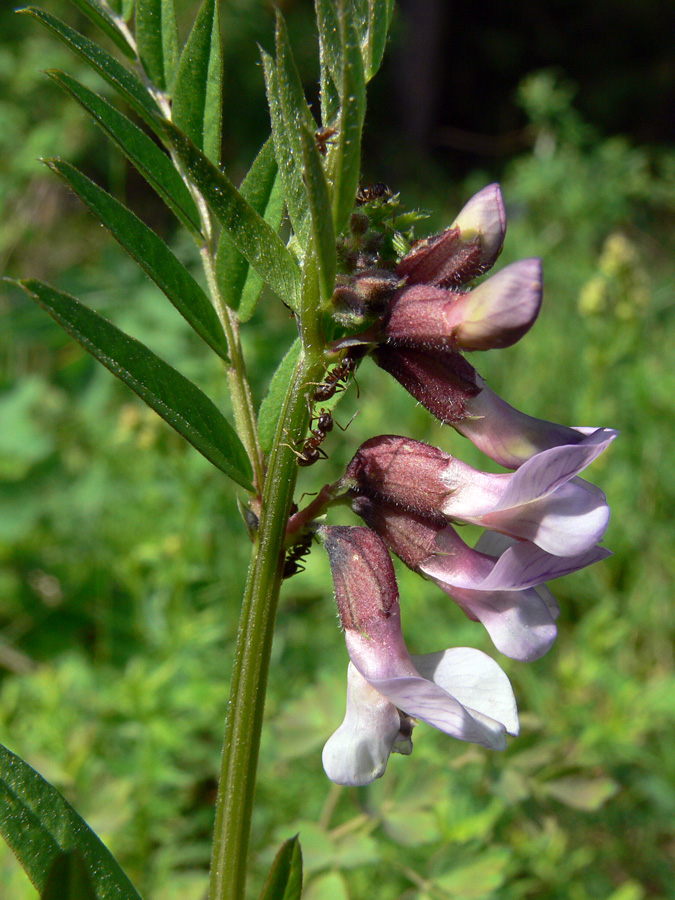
[
  {"xmin": 201, "ymin": 246, "xmax": 266, "ymax": 492},
  {"xmin": 208, "ymin": 302, "xmax": 324, "ymax": 900}
]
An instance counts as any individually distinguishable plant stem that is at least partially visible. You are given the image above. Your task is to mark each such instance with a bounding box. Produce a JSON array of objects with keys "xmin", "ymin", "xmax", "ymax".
[
  {"xmin": 208, "ymin": 293, "xmax": 324, "ymax": 900},
  {"xmin": 201, "ymin": 246, "xmax": 266, "ymax": 492}
]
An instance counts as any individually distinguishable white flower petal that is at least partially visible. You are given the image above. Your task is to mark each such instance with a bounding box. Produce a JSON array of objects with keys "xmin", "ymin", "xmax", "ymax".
[
  {"xmin": 322, "ymin": 663, "xmax": 405, "ymax": 786},
  {"xmin": 413, "ymin": 648, "xmax": 519, "ymax": 735}
]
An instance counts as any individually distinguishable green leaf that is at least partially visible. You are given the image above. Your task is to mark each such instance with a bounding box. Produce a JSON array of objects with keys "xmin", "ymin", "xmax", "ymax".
[
  {"xmin": 47, "ymin": 71, "xmax": 201, "ymax": 237},
  {"xmin": 539, "ymin": 776, "xmax": 619, "ymax": 811},
  {"xmin": 215, "ymin": 137, "xmax": 285, "ymax": 321},
  {"xmin": 364, "ymin": 0, "xmax": 395, "ymax": 81},
  {"xmin": 300, "ymin": 126, "xmax": 336, "ymax": 302},
  {"xmin": 163, "ymin": 121, "xmax": 302, "ymax": 310},
  {"xmin": 46, "ymin": 158, "xmax": 227, "ymax": 360},
  {"xmin": 275, "ymin": 13, "xmax": 317, "ymax": 139},
  {"xmin": 315, "ymin": 0, "xmax": 342, "ymax": 89},
  {"xmin": 273, "ymin": 14, "xmax": 322, "ymax": 249},
  {"xmin": 258, "ymin": 338, "xmax": 301, "ymax": 454},
  {"xmin": 109, "ymin": 0, "xmax": 135, "ymax": 21},
  {"xmin": 330, "ymin": 3, "xmax": 367, "ymax": 233},
  {"xmin": 0, "ymin": 742, "xmax": 141, "ymax": 900},
  {"xmin": 136, "ymin": 0, "xmax": 179, "ymax": 93},
  {"xmin": 42, "ymin": 850, "xmax": 97, "ymax": 900},
  {"xmin": 19, "ymin": 8, "xmax": 163, "ymax": 131},
  {"xmin": 66, "ymin": 0, "xmax": 136, "ymax": 58},
  {"xmin": 261, "ymin": 50, "xmax": 310, "ymax": 246},
  {"xmin": 172, "ymin": 0, "xmax": 223, "ymax": 163},
  {"xmin": 12, "ymin": 279, "xmax": 254, "ymax": 490},
  {"xmin": 259, "ymin": 836, "xmax": 303, "ymax": 900}
]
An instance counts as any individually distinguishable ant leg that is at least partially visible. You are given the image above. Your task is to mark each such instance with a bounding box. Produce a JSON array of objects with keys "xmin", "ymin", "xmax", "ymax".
[{"xmin": 333, "ymin": 410, "xmax": 360, "ymax": 431}]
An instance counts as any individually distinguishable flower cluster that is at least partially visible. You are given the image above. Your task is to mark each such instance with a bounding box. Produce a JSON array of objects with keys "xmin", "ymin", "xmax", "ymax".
[{"xmin": 311, "ymin": 185, "xmax": 615, "ymax": 785}]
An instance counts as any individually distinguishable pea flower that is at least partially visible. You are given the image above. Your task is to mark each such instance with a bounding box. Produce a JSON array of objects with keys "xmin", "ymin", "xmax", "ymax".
[
  {"xmin": 344, "ymin": 431, "xmax": 616, "ymax": 557},
  {"xmin": 319, "ymin": 525, "xmax": 519, "ymax": 786},
  {"xmin": 351, "ymin": 494, "xmax": 608, "ymax": 661}
]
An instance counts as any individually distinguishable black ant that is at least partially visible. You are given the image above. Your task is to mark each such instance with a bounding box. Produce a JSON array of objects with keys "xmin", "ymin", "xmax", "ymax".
[
  {"xmin": 312, "ymin": 354, "xmax": 359, "ymax": 403},
  {"xmin": 315, "ymin": 126, "xmax": 337, "ymax": 156},
  {"xmin": 356, "ymin": 182, "xmax": 391, "ymax": 205},
  {"xmin": 283, "ymin": 530, "xmax": 314, "ymax": 578},
  {"xmin": 297, "ymin": 407, "xmax": 334, "ymax": 467}
]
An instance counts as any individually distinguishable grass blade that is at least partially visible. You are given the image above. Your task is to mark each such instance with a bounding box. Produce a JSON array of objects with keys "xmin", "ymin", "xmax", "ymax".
[
  {"xmin": 258, "ymin": 338, "xmax": 301, "ymax": 455},
  {"xmin": 300, "ymin": 125, "xmax": 336, "ymax": 302},
  {"xmin": 163, "ymin": 120, "xmax": 302, "ymax": 310},
  {"xmin": 135, "ymin": 0, "xmax": 179, "ymax": 92},
  {"xmin": 259, "ymin": 836, "xmax": 303, "ymax": 900},
  {"xmin": 67, "ymin": 0, "xmax": 136, "ymax": 58},
  {"xmin": 215, "ymin": 137, "xmax": 285, "ymax": 321},
  {"xmin": 330, "ymin": 1, "xmax": 367, "ymax": 233},
  {"xmin": 19, "ymin": 7, "xmax": 163, "ymax": 131}
]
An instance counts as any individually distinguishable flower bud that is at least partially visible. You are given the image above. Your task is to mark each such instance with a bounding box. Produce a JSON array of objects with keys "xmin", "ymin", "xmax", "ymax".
[
  {"xmin": 382, "ymin": 258, "xmax": 542, "ymax": 352},
  {"xmin": 345, "ymin": 435, "xmax": 450, "ymax": 525},
  {"xmin": 318, "ymin": 525, "xmax": 400, "ymax": 636},
  {"xmin": 346, "ymin": 431, "xmax": 615, "ymax": 557},
  {"xmin": 396, "ymin": 184, "xmax": 506, "ymax": 288}
]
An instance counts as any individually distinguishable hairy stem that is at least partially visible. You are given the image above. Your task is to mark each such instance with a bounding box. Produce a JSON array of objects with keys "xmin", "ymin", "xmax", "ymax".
[
  {"xmin": 208, "ymin": 268, "xmax": 324, "ymax": 900},
  {"xmin": 201, "ymin": 246, "xmax": 266, "ymax": 492}
]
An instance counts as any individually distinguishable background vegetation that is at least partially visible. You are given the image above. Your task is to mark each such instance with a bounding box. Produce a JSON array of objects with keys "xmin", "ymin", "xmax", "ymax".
[{"xmin": 2, "ymin": 1, "xmax": 675, "ymax": 898}]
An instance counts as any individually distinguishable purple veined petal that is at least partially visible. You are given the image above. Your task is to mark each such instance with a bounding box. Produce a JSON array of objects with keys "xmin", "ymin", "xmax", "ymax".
[
  {"xmin": 489, "ymin": 428, "xmax": 618, "ymax": 512},
  {"xmin": 478, "ymin": 478, "xmax": 610, "ymax": 556},
  {"xmin": 454, "ymin": 382, "xmax": 593, "ymax": 468},
  {"xmin": 322, "ymin": 663, "xmax": 412, "ymax": 786},
  {"xmin": 422, "ymin": 528, "xmax": 612, "ymax": 592},
  {"xmin": 420, "ymin": 568, "xmax": 558, "ymax": 661},
  {"xmin": 474, "ymin": 532, "xmax": 561, "ymax": 620},
  {"xmin": 471, "ymin": 540, "xmax": 612, "ymax": 590},
  {"xmin": 449, "ymin": 258, "xmax": 543, "ymax": 350},
  {"xmin": 413, "ymin": 648, "xmax": 519, "ymax": 734},
  {"xmin": 450, "ymin": 584, "xmax": 558, "ymax": 661},
  {"xmin": 366, "ymin": 672, "xmax": 508, "ymax": 749},
  {"xmin": 439, "ymin": 428, "xmax": 616, "ymax": 522}
]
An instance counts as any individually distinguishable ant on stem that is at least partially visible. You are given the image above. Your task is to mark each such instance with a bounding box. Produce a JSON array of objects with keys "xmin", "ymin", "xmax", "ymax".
[
  {"xmin": 283, "ymin": 530, "xmax": 314, "ymax": 578},
  {"xmin": 312, "ymin": 353, "xmax": 359, "ymax": 404}
]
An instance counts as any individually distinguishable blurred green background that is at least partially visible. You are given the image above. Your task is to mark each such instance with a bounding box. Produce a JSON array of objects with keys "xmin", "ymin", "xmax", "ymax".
[{"xmin": 2, "ymin": 1, "xmax": 675, "ymax": 898}]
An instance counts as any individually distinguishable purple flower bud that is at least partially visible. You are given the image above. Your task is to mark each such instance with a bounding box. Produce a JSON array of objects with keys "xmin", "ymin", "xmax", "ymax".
[
  {"xmin": 332, "ymin": 269, "xmax": 403, "ymax": 322},
  {"xmin": 382, "ymin": 259, "xmax": 542, "ymax": 352},
  {"xmin": 396, "ymin": 184, "xmax": 506, "ymax": 288},
  {"xmin": 319, "ymin": 525, "xmax": 519, "ymax": 784}
]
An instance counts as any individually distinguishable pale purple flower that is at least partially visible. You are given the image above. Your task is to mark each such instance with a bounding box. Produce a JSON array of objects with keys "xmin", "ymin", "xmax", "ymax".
[
  {"xmin": 344, "ymin": 431, "xmax": 616, "ymax": 557},
  {"xmin": 372, "ymin": 346, "xmax": 611, "ymax": 468},
  {"xmin": 319, "ymin": 525, "xmax": 519, "ymax": 785},
  {"xmin": 350, "ymin": 495, "xmax": 608, "ymax": 661}
]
